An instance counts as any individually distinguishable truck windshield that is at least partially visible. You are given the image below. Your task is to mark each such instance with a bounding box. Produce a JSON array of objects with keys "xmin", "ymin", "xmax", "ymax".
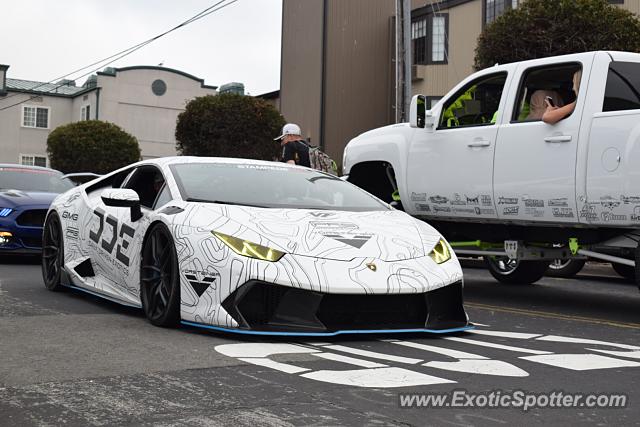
[{"xmin": 170, "ymin": 162, "xmax": 390, "ymax": 211}]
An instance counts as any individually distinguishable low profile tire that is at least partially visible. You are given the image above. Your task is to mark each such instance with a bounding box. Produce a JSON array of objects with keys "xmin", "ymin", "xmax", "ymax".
[
  {"xmin": 42, "ymin": 212, "xmax": 65, "ymax": 291},
  {"xmin": 484, "ymin": 256, "xmax": 548, "ymax": 285},
  {"xmin": 140, "ymin": 223, "xmax": 180, "ymax": 327},
  {"xmin": 546, "ymin": 259, "xmax": 586, "ymax": 278},
  {"xmin": 612, "ymin": 262, "xmax": 635, "ymax": 282},
  {"xmin": 636, "ymin": 245, "xmax": 640, "ymax": 291}
]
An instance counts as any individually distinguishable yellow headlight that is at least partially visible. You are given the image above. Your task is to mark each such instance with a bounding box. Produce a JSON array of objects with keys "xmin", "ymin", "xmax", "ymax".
[
  {"xmin": 429, "ymin": 238, "xmax": 451, "ymax": 264},
  {"xmin": 212, "ymin": 231, "xmax": 285, "ymax": 262}
]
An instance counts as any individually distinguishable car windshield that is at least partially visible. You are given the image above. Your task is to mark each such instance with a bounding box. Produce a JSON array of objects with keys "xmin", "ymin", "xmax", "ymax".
[
  {"xmin": 170, "ymin": 162, "xmax": 390, "ymax": 211},
  {"xmin": 0, "ymin": 167, "xmax": 74, "ymax": 193}
]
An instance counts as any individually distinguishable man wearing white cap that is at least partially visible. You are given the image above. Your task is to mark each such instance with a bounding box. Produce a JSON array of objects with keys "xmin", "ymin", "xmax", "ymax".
[{"xmin": 274, "ymin": 123, "xmax": 311, "ymax": 167}]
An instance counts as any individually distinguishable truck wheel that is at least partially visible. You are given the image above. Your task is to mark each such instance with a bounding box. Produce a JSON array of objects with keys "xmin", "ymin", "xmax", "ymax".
[
  {"xmin": 484, "ymin": 256, "xmax": 548, "ymax": 285},
  {"xmin": 636, "ymin": 244, "xmax": 640, "ymax": 291},
  {"xmin": 546, "ymin": 259, "xmax": 586, "ymax": 278},
  {"xmin": 611, "ymin": 262, "xmax": 635, "ymax": 282}
]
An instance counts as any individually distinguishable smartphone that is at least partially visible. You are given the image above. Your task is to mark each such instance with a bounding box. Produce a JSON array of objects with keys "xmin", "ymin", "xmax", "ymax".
[{"xmin": 545, "ymin": 96, "xmax": 555, "ymax": 107}]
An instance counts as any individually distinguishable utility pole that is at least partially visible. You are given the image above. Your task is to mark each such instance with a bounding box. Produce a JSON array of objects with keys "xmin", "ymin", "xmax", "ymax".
[{"xmin": 395, "ymin": 0, "xmax": 412, "ymax": 123}]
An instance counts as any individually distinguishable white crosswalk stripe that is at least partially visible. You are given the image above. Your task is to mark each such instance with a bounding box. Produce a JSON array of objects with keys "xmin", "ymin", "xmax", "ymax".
[
  {"xmin": 444, "ymin": 337, "xmax": 553, "ymax": 355},
  {"xmin": 312, "ymin": 352, "xmax": 388, "ymax": 368},
  {"xmin": 213, "ymin": 328, "xmax": 640, "ymax": 389},
  {"xmin": 323, "ymin": 344, "xmax": 423, "ymax": 364}
]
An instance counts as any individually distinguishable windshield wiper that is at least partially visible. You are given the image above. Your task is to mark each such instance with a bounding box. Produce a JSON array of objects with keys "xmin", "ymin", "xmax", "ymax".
[{"xmin": 185, "ymin": 198, "xmax": 269, "ymax": 208}]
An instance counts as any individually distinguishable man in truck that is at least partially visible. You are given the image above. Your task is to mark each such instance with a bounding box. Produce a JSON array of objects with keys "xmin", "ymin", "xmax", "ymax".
[{"xmin": 543, "ymin": 70, "xmax": 582, "ymax": 124}]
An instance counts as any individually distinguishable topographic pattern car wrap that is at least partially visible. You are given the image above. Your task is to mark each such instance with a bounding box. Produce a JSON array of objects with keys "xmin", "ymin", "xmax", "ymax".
[{"xmin": 47, "ymin": 157, "xmax": 469, "ymax": 335}]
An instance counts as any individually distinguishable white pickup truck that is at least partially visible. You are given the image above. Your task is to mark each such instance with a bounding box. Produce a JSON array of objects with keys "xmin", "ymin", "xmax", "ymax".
[{"xmin": 343, "ymin": 51, "xmax": 640, "ymax": 286}]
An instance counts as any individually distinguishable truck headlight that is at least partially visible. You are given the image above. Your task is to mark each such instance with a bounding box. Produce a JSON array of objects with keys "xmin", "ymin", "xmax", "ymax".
[
  {"xmin": 429, "ymin": 238, "xmax": 451, "ymax": 264},
  {"xmin": 213, "ymin": 231, "xmax": 285, "ymax": 262}
]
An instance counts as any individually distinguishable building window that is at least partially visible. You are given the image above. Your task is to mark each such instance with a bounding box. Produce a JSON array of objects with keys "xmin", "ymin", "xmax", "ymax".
[
  {"xmin": 20, "ymin": 154, "xmax": 47, "ymax": 167},
  {"xmin": 22, "ymin": 106, "xmax": 49, "ymax": 129},
  {"xmin": 485, "ymin": 0, "xmax": 519, "ymax": 24},
  {"xmin": 81, "ymin": 105, "xmax": 91, "ymax": 121},
  {"xmin": 152, "ymin": 79, "xmax": 167, "ymax": 96},
  {"xmin": 411, "ymin": 19, "xmax": 427, "ymax": 65},
  {"xmin": 426, "ymin": 96, "xmax": 443, "ymax": 109},
  {"xmin": 431, "ymin": 16, "xmax": 446, "ymax": 63}
]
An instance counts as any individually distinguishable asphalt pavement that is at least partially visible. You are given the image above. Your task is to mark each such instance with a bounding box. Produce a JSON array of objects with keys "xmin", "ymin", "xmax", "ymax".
[{"xmin": 1, "ymin": 257, "xmax": 639, "ymax": 426}]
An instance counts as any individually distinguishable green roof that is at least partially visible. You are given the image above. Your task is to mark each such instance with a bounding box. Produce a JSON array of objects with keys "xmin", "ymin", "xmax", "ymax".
[{"xmin": 6, "ymin": 78, "xmax": 91, "ymax": 97}]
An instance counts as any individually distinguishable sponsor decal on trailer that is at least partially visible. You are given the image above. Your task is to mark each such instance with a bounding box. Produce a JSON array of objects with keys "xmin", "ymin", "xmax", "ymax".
[
  {"xmin": 429, "ymin": 196, "xmax": 449, "ymax": 204},
  {"xmin": 552, "ymin": 208, "xmax": 574, "ymax": 218},
  {"xmin": 414, "ymin": 203, "xmax": 431, "ymax": 213},
  {"xmin": 481, "ymin": 195, "xmax": 492, "ymax": 206},
  {"xmin": 498, "ymin": 197, "xmax": 518, "ymax": 205},
  {"xmin": 453, "ymin": 207, "xmax": 476, "ymax": 214},
  {"xmin": 580, "ymin": 204, "xmax": 597, "ymax": 220},
  {"xmin": 524, "ymin": 198, "xmax": 544, "ymax": 208},
  {"xmin": 434, "ymin": 206, "xmax": 452, "ymax": 213},
  {"xmin": 601, "ymin": 201, "xmax": 621, "ymax": 210},
  {"xmin": 502, "ymin": 206, "xmax": 519, "ymax": 216},
  {"xmin": 621, "ymin": 195, "xmax": 640, "ymax": 205},
  {"xmin": 451, "ymin": 193, "xmax": 467, "ymax": 206},
  {"xmin": 474, "ymin": 207, "xmax": 495, "ymax": 215},
  {"xmin": 411, "ymin": 192, "xmax": 427, "ymax": 202},
  {"xmin": 465, "ymin": 195, "xmax": 479, "ymax": 205},
  {"xmin": 548, "ymin": 198, "xmax": 569, "ymax": 207},
  {"xmin": 601, "ymin": 212, "xmax": 627, "ymax": 222}
]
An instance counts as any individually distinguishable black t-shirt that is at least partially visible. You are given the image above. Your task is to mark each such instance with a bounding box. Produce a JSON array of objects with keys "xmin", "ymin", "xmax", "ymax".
[{"xmin": 281, "ymin": 140, "xmax": 311, "ymax": 167}]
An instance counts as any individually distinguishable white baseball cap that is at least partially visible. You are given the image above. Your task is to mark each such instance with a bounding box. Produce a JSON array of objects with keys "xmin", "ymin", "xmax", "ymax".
[{"xmin": 274, "ymin": 123, "xmax": 301, "ymax": 140}]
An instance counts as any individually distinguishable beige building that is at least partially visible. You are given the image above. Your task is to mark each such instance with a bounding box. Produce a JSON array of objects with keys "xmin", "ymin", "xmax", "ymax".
[
  {"xmin": 280, "ymin": 0, "xmax": 638, "ymax": 165},
  {"xmin": 0, "ymin": 65, "xmax": 217, "ymax": 166}
]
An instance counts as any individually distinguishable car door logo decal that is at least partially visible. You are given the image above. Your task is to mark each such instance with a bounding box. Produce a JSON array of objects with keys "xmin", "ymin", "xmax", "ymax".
[{"xmin": 89, "ymin": 208, "xmax": 135, "ymax": 266}]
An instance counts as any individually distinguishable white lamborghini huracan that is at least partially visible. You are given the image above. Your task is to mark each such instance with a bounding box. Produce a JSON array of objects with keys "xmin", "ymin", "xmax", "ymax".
[{"xmin": 42, "ymin": 157, "xmax": 470, "ymax": 336}]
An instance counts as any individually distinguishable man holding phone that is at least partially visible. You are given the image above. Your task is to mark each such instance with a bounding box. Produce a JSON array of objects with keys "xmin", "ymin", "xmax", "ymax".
[
  {"xmin": 526, "ymin": 90, "xmax": 563, "ymax": 120},
  {"xmin": 543, "ymin": 70, "xmax": 582, "ymax": 124}
]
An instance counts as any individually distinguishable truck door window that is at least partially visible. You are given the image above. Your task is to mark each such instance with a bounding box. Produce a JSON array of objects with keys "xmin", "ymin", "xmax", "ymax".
[
  {"xmin": 438, "ymin": 72, "xmax": 507, "ymax": 129},
  {"xmin": 512, "ymin": 63, "xmax": 582, "ymax": 122},
  {"xmin": 603, "ymin": 62, "xmax": 640, "ymax": 112}
]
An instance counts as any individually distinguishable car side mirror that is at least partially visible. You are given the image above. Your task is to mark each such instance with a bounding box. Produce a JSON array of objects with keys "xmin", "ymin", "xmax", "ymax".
[
  {"xmin": 409, "ymin": 94, "xmax": 426, "ymax": 128},
  {"xmin": 101, "ymin": 189, "xmax": 143, "ymax": 222}
]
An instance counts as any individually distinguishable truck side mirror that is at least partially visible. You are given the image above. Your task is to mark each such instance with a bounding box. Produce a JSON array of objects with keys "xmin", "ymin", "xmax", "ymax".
[{"xmin": 409, "ymin": 94, "xmax": 426, "ymax": 128}]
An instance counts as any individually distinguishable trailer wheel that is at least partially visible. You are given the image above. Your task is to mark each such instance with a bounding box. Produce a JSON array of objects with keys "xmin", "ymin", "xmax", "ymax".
[
  {"xmin": 546, "ymin": 259, "xmax": 586, "ymax": 278},
  {"xmin": 484, "ymin": 256, "xmax": 549, "ymax": 285},
  {"xmin": 611, "ymin": 262, "xmax": 635, "ymax": 282},
  {"xmin": 636, "ymin": 244, "xmax": 640, "ymax": 291}
]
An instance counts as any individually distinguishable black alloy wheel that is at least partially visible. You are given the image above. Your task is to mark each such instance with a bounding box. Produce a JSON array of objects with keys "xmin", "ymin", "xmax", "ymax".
[
  {"xmin": 546, "ymin": 258, "xmax": 586, "ymax": 278},
  {"xmin": 42, "ymin": 212, "xmax": 65, "ymax": 291},
  {"xmin": 140, "ymin": 223, "xmax": 180, "ymax": 327},
  {"xmin": 484, "ymin": 256, "xmax": 549, "ymax": 285},
  {"xmin": 611, "ymin": 262, "xmax": 635, "ymax": 282}
]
